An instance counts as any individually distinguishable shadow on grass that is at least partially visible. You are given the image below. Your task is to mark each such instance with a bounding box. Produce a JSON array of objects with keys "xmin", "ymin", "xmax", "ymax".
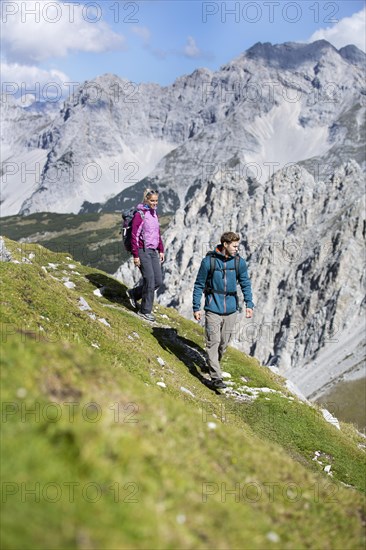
[
  {"xmin": 86, "ymin": 274, "xmax": 220, "ymax": 393},
  {"xmin": 85, "ymin": 272, "xmax": 135, "ymax": 310},
  {"xmin": 152, "ymin": 327, "xmax": 219, "ymax": 393}
]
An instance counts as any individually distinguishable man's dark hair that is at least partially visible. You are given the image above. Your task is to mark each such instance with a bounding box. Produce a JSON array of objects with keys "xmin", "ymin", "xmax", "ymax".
[{"xmin": 221, "ymin": 232, "xmax": 240, "ymax": 245}]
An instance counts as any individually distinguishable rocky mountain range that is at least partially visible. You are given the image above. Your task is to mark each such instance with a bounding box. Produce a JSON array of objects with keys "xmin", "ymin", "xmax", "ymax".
[
  {"xmin": 1, "ymin": 39, "xmax": 365, "ymax": 397},
  {"xmin": 1, "ymin": 40, "xmax": 365, "ymax": 215}
]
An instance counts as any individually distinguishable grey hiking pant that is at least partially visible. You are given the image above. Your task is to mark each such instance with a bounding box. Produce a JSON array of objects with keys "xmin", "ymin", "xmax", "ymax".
[
  {"xmin": 205, "ymin": 311, "xmax": 237, "ymax": 381},
  {"xmin": 133, "ymin": 248, "xmax": 162, "ymax": 314}
]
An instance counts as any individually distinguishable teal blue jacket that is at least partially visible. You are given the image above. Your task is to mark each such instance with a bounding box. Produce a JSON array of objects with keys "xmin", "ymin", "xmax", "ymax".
[{"xmin": 192, "ymin": 246, "xmax": 254, "ymax": 315}]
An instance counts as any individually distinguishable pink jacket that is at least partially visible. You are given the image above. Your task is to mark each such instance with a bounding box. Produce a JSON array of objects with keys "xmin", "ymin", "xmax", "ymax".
[{"xmin": 131, "ymin": 203, "xmax": 164, "ymax": 258}]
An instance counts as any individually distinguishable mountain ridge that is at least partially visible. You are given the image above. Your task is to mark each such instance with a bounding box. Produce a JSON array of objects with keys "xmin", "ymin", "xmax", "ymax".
[{"xmin": 1, "ymin": 39, "xmax": 365, "ymax": 216}]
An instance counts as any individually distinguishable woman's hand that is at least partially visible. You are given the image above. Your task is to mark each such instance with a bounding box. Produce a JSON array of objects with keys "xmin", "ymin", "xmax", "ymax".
[
  {"xmin": 245, "ymin": 308, "xmax": 253, "ymax": 318},
  {"xmin": 159, "ymin": 253, "xmax": 165, "ymax": 263},
  {"xmin": 133, "ymin": 257, "xmax": 141, "ymax": 268}
]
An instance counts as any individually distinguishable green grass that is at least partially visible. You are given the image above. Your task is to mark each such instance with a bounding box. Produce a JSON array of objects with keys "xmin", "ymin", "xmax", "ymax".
[
  {"xmin": 1, "ymin": 237, "xmax": 365, "ymax": 549},
  {"xmin": 239, "ymin": 394, "xmax": 366, "ymax": 491}
]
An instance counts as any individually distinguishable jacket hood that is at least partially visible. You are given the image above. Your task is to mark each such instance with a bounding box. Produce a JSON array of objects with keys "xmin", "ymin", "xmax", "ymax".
[
  {"xmin": 212, "ymin": 245, "xmax": 237, "ymax": 260},
  {"xmin": 137, "ymin": 203, "xmax": 157, "ymax": 214},
  {"xmin": 214, "ymin": 245, "xmax": 224, "ymax": 256}
]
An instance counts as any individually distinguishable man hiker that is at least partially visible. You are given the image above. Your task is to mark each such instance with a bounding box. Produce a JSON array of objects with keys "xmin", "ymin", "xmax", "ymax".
[{"xmin": 192, "ymin": 232, "xmax": 254, "ymax": 389}]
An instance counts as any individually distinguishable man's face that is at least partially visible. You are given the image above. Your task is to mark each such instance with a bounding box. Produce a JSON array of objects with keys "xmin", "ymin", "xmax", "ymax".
[{"xmin": 223, "ymin": 241, "xmax": 239, "ymax": 257}]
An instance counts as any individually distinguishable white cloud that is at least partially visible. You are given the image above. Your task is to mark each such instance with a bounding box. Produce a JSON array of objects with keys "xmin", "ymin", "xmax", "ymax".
[
  {"xmin": 132, "ymin": 26, "xmax": 151, "ymax": 46},
  {"xmin": 308, "ymin": 8, "xmax": 366, "ymax": 52},
  {"xmin": 1, "ymin": 61, "xmax": 71, "ymax": 100},
  {"xmin": 131, "ymin": 26, "xmax": 167, "ymax": 58},
  {"xmin": 1, "ymin": 0, "xmax": 126, "ymax": 64},
  {"xmin": 131, "ymin": 26, "xmax": 212, "ymax": 62},
  {"xmin": 183, "ymin": 36, "xmax": 201, "ymax": 58},
  {"xmin": 131, "ymin": 27, "xmax": 212, "ymax": 61},
  {"xmin": 182, "ymin": 36, "xmax": 214, "ymax": 61}
]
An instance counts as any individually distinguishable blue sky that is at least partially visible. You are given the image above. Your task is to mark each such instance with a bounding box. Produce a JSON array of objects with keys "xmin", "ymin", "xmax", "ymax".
[{"xmin": 1, "ymin": 0, "xmax": 365, "ymax": 99}]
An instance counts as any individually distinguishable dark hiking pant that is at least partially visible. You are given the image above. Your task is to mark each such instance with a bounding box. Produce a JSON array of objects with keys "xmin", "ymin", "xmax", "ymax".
[
  {"xmin": 133, "ymin": 249, "xmax": 162, "ymax": 314},
  {"xmin": 205, "ymin": 311, "xmax": 237, "ymax": 381}
]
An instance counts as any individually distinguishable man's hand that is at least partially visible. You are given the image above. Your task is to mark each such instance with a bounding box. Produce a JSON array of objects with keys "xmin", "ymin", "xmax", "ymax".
[
  {"xmin": 246, "ymin": 308, "xmax": 253, "ymax": 318},
  {"xmin": 193, "ymin": 311, "xmax": 201, "ymax": 321},
  {"xmin": 159, "ymin": 252, "xmax": 165, "ymax": 263},
  {"xmin": 133, "ymin": 257, "xmax": 140, "ymax": 268}
]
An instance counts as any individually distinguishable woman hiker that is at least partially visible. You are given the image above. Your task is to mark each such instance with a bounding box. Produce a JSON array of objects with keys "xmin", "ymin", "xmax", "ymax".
[{"xmin": 126, "ymin": 189, "xmax": 164, "ymax": 322}]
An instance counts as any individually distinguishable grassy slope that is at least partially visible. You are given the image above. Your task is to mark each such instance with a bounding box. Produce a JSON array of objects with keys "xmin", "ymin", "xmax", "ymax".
[{"xmin": 1, "ymin": 238, "xmax": 365, "ymax": 550}]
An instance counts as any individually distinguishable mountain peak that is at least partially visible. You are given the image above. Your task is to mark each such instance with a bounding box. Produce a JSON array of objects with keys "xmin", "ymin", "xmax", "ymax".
[
  {"xmin": 338, "ymin": 44, "xmax": 366, "ymax": 66},
  {"xmin": 243, "ymin": 40, "xmax": 341, "ymax": 68}
]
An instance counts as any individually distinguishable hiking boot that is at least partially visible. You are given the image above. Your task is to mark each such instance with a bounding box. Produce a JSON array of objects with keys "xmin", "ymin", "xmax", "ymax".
[
  {"xmin": 138, "ymin": 312, "xmax": 156, "ymax": 322},
  {"xmin": 126, "ymin": 289, "xmax": 137, "ymax": 309},
  {"xmin": 211, "ymin": 379, "xmax": 227, "ymax": 389}
]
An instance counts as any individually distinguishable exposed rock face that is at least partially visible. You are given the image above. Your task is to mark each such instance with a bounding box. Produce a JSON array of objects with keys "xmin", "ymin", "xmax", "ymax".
[
  {"xmin": 135, "ymin": 40, "xmax": 365, "ymax": 211},
  {"xmin": 1, "ymin": 41, "xmax": 365, "ymax": 216},
  {"xmin": 0, "ymin": 237, "xmax": 12, "ymax": 262}
]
